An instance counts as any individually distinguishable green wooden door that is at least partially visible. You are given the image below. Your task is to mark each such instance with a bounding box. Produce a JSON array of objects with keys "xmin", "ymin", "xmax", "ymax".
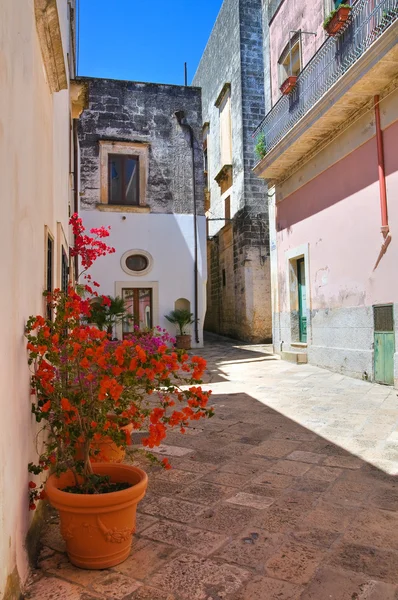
[
  {"xmin": 374, "ymin": 305, "xmax": 395, "ymax": 385},
  {"xmin": 297, "ymin": 258, "xmax": 307, "ymax": 343}
]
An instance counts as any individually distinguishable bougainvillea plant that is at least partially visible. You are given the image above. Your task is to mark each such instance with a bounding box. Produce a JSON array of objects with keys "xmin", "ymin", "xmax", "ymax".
[{"xmin": 27, "ymin": 214, "xmax": 213, "ymax": 509}]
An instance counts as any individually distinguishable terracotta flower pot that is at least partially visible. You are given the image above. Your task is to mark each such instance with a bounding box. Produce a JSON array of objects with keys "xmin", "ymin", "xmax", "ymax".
[
  {"xmin": 90, "ymin": 422, "xmax": 133, "ymax": 463},
  {"xmin": 280, "ymin": 75, "xmax": 297, "ymax": 95},
  {"xmin": 45, "ymin": 463, "xmax": 148, "ymax": 569},
  {"xmin": 325, "ymin": 6, "xmax": 351, "ymax": 35},
  {"xmin": 176, "ymin": 334, "xmax": 191, "ymax": 350}
]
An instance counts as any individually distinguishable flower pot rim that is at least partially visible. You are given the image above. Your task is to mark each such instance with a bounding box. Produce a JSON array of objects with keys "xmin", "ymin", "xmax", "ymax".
[{"xmin": 45, "ymin": 463, "xmax": 148, "ymax": 510}]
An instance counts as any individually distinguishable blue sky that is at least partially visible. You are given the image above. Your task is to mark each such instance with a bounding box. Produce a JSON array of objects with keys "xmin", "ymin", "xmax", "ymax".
[{"xmin": 77, "ymin": 0, "xmax": 223, "ymax": 85}]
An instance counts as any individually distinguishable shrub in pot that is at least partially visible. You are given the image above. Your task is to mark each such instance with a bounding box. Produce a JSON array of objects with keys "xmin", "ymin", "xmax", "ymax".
[
  {"xmin": 165, "ymin": 309, "xmax": 196, "ymax": 349},
  {"xmin": 27, "ymin": 215, "xmax": 213, "ymax": 569}
]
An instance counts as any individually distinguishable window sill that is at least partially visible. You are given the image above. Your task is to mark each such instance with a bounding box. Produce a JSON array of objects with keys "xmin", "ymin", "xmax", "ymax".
[
  {"xmin": 291, "ymin": 342, "xmax": 307, "ymax": 348},
  {"xmin": 96, "ymin": 204, "xmax": 150, "ymax": 213}
]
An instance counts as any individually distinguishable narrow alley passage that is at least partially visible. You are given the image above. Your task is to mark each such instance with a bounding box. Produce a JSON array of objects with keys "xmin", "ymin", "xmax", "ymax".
[{"xmin": 26, "ymin": 335, "xmax": 398, "ymax": 599}]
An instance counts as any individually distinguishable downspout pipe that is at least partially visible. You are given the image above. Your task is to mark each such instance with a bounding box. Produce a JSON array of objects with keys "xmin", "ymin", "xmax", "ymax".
[
  {"xmin": 175, "ymin": 111, "xmax": 200, "ymax": 345},
  {"xmin": 73, "ymin": 120, "xmax": 79, "ymax": 280},
  {"xmin": 373, "ymin": 95, "xmax": 392, "ymax": 270},
  {"xmin": 374, "ymin": 95, "xmax": 389, "ymax": 237}
]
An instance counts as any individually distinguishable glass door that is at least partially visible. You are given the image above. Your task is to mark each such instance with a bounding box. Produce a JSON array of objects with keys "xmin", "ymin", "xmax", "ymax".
[{"xmin": 297, "ymin": 258, "xmax": 307, "ymax": 343}]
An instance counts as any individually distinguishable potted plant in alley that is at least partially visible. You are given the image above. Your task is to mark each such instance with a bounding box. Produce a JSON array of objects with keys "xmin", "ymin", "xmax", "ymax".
[
  {"xmin": 27, "ymin": 215, "xmax": 213, "ymax": 569},
  {"xmin": 323, "ymin": 4, "xmax": 351, "ymax": 36},
  {"xmin": 165, "ymin": 308, "xmax": 196, "ymax": 350},
  {"xmin": 280, "ymin": 75, "xmax": 298, "ymax": 95},
  {"xmin": 86, "ymin": 295, "xmax": 133, "ymax": 339}
]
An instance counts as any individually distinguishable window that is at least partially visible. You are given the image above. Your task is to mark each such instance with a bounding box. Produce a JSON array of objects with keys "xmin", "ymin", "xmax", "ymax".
[
  {"xmin": 122, "ymin": 288, "xmax": 152, "ymax": 333},
  {"xmin": 121, "ymin": 249, "xmax": 153, "ymax": 276},
  {"xmin": 61, "ymin": 248, "xmax": 69, "ymax": 292},
  {"xmin": 224, "ymin": 196, "xmax": 231, "ymax": 221},
  {"xmin": 125, "ymin": 254, "xmax": 148, "ymax": 272},
  {"xmin": 217, "ymin": 86, "xmax": 232, "ymax": 166},
  {"xmin": 278, "ymin": 35, "xmax": 301, "ymax": 85},
  {"xmin": 46, "ymin": 234, "xmax": 54, "ymax": 320},
  {"xmin": 99, "ymin": 141, "xmax": 149, "ymax": 209},
  {"xmin": 108, "ymin": 154, "xmax": 139, "ymax": 205}
]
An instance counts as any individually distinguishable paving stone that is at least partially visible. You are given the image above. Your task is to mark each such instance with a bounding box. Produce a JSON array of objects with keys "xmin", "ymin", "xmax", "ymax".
[
  {"xmin": 150, "ymin": 553, "xmax": 249, "ymax": 600},
  {"xmin": 323, "ymin": 455, "xmax": 363, "ymax": 469},
  {"xmin": 251, "ymin": 471, "xmax": 294, "ymax": 489},
  {"xmin": 113, "ymin": 537, "xmax": 177, "ymax": 580},
  {"xmin": 286, "ymin": 450, "xmax": 326, "ymax": 464},
  {"xmin": 179, "ymin": 480, "xmax": 236, "ymax": 505},
  {"xmin": 328, "ymin": 542, "xmax": 398, "ymax": 583},
  {"xmin": 250, "ymin": 439, "xmax": 301, "ymax": 458},
  {"xmin": 155, "ymin": 468, "xmax": 202, "ymax": 484},
  {"xmin": 126, "ymin": 587, "xmax": 176, "ymax": 600},
  {"xmin": 38, "ymin": 552, "xmax": 105, "ymax": 588},
  {"xmin": 250, "ymin": 506, "xmax": 301, "ymax": 533},
  {"xmin": 219, "ymin": 456, "xmax": 273, "ymax": 476},
  {"xmin": 343, "ymin": 508, "xmax": 398, "ymax": 550},
  {"xmin": 303, "ymin": 465, "xmax": 343, "ymax": 482},
  {"xmin": 301, "ymin": 501, "xmax": 359, "ymax": 533},
  {"xmin": 91, "ymin": 573, "xmax": 141, "ymax": 599},
  {"xmin": 150, "ymin": 444, "xmax": 194, "ymax": 457},
  {"xmin": 265, "ymin": 542, "xmax": 327, "ymax": 585},
  {"xmin": 370, "ymin": 486, "xmax": 398, "ymax": 511},
  {"xmin": 168, "ymin": 457, "xmax": 218, "ymax": 474},
  {"xmin": 215, "ymin": 527, "xmax": 285, "ymax": 570},
  {"xmin": 231, "ymin": 576, "xmax": 303, "ymax": 600},
  {"xmin": 142, "ymin": 496, "xmax": 206, "ymax": 523},
  {"xmin": 142, "ymin": 520, "xmax": 228, "ymax": 555},
  {"xmin": 135, "ymin": 513, "xmax": 158, "ymax": 534},
  {"xmin": 301, "ymin": 566, "xmax": 398, "ymax": 599},
  {"xmin": 41, "ymin": 522, "xmax": 67, "ymax": 553},
  {"xmin": 268, "ymin": 460, "xmax": 312, "ymax": 477},
  {"xmin": 272, "ymin": 491, "xmax": 317, "ymax": 517},
  {"xmin": 193, "ymin": 503, "xmax": 255, "ymax": 534},
  {"xmin": 25, "ymin": 577, "xmax": 102, "ymax": 600},
  {"xmin": 326, "ymin": 476, "xmax": 377, "ymax": 507},
  {"xmin": 290, "ymin": 527, "xmax": 340, "ymax": 549},
  {"xmin": 201, "ymin": 470, "xmax": 253, "ymax": 487},
  {"xmin": 226, "ymin": 491, "xmax": 276, "ymax": 510}
]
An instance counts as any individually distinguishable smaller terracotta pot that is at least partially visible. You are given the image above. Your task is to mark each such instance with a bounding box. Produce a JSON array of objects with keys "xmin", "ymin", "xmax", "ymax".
[
  {"xmin": 280, "ymin": 75, "xmax": 297, "ymax": 95},
  {"xmin": 45, "ymin": 463, "xmax": 148, "ymax": 569},
  {"xmin": 90, "ymin": 422, "xmax": 133, "ymax": 464},
  {"xmin": 325, "ymin": 6, "xmax": 351, "ymax": 35},
  {"xmin": 176, "ymin": 335, "xmax": 191, "ymax": 350}
]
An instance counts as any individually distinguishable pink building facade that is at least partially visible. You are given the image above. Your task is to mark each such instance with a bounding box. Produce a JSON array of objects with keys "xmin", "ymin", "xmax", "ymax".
[{"xmin": 256, "ymin": 0, "xmax": 398, "ymax": 386}]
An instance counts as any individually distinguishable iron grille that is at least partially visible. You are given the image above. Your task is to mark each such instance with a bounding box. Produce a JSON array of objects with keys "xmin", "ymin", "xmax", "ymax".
[
  {"xmin": 254, "ymin": 0, "xmax": 398, "ymax": 156},
  {"xmin": 374, "ymin": 305, "xmax": 394, "ymax": 332}
]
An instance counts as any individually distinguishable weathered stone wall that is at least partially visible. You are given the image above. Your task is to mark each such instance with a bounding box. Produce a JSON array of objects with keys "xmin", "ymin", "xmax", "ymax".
[
  {"xmin": 78, "ymin": 77, "xmax": 204, "ymax": 215},
  {"xmin": 193, "ymin": 0, "xmax": 272, "ymax": 342}
]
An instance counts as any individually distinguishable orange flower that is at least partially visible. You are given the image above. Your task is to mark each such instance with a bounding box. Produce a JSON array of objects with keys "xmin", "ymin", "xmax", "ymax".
[
  {"xmin": 61, "ymin": 398, "xmax": 72, "ymax": 411},
  {"xmin": 41, "ymin": 400, "xmax": 51, "ymax": 413}
]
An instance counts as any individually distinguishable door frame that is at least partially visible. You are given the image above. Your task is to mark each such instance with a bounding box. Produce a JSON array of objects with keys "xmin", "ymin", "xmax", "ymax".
[{"xmin": 115, "ymin": 281, "xmax": 159, "ymax": 340}]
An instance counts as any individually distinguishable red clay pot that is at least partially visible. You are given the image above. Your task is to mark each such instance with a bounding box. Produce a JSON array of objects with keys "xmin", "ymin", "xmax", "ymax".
[
  {"xmin": 45, "ymin": 463, "xmax": 148, "ymax": 569},
  {"xmin": 90, "ymin": 422, "xmax": 133, "ymax": 463},
  {"xmin": 176, "ymin": 335, "xmax": 191, "ymax": 350},
  {"xmin": 325, "ymin": 6, "xmax": 351, "ymax": 35},
  {"xmin": 280, "ymin": 75, "xmax": 297, "ymax": 95}
]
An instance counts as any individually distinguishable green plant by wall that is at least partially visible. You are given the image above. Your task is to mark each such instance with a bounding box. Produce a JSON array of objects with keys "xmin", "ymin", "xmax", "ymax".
[{"xmin": 254, "ymin": 132, "xmax": 266, "ymax": 161}]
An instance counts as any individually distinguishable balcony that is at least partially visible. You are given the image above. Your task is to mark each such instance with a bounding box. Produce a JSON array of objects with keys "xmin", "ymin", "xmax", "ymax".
[{"xmin": 254, "ymin": 0, "xmax": 398, "ymax": 182}]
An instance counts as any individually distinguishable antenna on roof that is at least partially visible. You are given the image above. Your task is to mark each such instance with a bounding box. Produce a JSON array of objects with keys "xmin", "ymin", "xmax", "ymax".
[{"xmin": 184, "ymin": 62, "xmax": 188, "ymax": 86}]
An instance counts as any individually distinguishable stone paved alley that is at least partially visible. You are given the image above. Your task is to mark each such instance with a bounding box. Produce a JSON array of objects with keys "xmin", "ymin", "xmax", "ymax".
[{"xmin": 26, "ymin": 335, "xmax": 398, "ymax": 599}]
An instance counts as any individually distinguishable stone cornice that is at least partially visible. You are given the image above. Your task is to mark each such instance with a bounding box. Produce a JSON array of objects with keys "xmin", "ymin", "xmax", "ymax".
[{"xmin": 34, "ymin": 0, "xmax": 67, "ymax": 93}]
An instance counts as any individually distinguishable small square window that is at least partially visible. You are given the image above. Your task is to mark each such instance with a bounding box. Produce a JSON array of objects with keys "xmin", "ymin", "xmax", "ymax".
[{"xmin": 108, "ymin": 154, "xmax": 139, "ymax": 205}]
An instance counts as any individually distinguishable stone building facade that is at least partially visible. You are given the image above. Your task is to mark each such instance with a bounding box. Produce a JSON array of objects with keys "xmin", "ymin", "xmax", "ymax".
[
  {"xmin": 78, "ymin": 78, "xmax": 207, "ymax": 346},
  {"xmin": 255, "ymin": 0, "xmax": 398, "ymax": 385},
  {"xmin": 193, "ymin": 0, "xmax": 272, "ymax": 343}
]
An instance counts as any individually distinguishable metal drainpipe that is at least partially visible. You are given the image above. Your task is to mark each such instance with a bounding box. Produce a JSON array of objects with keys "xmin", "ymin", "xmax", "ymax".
[
  {"xmin": 373, "ymin": 95, "xmax": 392, "ymax": 270},
  {"xmin": 374, "ymin": 95, "xmax": 389, "ymax": 236},
  {"xmin": 175, "ymin": 112, "xmax": 200, "ymax": 344},
  {"xmin": 73, "ymin": 120, "xmax": 79, "ymax": 280}
]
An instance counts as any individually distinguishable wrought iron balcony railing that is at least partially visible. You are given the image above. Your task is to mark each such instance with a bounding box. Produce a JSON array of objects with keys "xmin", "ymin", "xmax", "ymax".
[{"xmin": 254, "ymin": 0, "xmax": 398, "ymax": 158}]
